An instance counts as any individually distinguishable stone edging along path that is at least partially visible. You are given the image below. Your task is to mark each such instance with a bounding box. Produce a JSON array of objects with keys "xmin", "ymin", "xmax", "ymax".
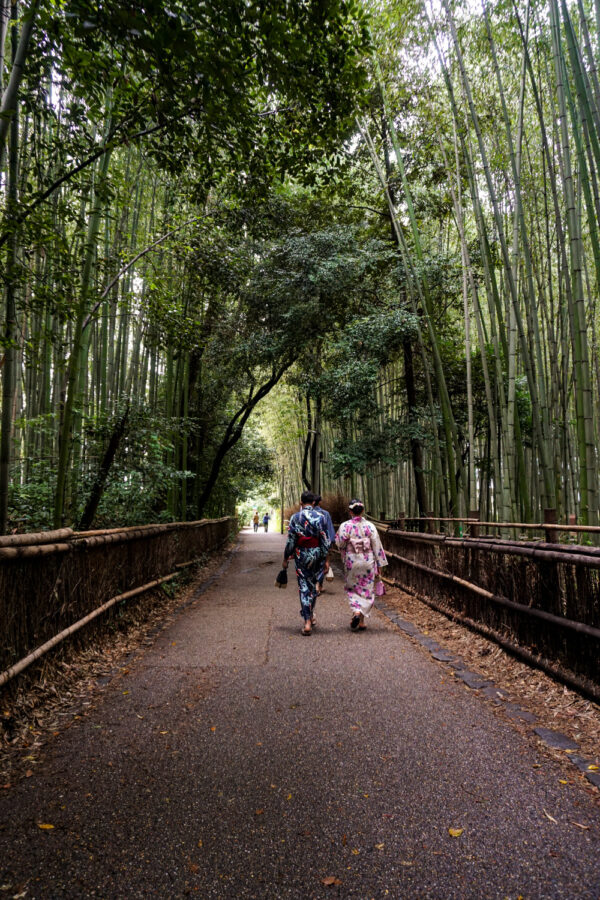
[{"xmin": 374, "ymin": 596, "xmax": 600, "ymax": 792}]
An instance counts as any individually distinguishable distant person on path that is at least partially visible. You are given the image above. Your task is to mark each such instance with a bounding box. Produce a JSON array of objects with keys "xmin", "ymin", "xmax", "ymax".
[
  {"xmin": 263, "ymin": 512, "xmax": 270, "ymax": 532},
  {"xmin": 252, "ymin": 511, "xmax": 259, "ymax": 533},
  {"xmin": 282, "ymin": 491, "xmax": 330, "ymax": 635},
  {"xmin": 336, "ymin": 499, "xmax": 387, "ymax": 631},
  {"xmin": 311, "ymin": 494, "xmax": 336, "ymax": 593}
]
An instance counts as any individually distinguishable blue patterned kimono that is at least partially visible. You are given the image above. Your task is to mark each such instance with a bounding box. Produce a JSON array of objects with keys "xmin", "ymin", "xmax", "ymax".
[{"xmin": 284, "ymin": 505, "xmax": 331, "ymax": 621}]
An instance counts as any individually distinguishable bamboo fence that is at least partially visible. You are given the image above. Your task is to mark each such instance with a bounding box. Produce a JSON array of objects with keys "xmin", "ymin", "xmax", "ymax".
[
  {"xmin": 377, "ymin": 525, "xmax": 600, "ymax": 697},
  {"xmin": 0, "ymin": 517, "xmax": 236, "ymax": 686}
]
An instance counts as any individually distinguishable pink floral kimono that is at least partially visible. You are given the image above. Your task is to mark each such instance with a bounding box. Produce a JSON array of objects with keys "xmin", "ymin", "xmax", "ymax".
[{"xmin": 335, "ymin": 516, "xmax": 388, "ymax": 617}]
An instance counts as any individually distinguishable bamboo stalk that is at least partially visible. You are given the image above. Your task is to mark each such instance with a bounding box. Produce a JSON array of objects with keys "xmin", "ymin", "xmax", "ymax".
[
  {"xmin": 0, "ymin": 517, "xmax": 235, "ymax": 559},
  {"xmin": 400, "ymin": 516, "xmax": 600, "ymax": 532},
  {"xmin": 0, "ymin": 527, "xmax": 73, "ymax": 547},
  {"xmin": 0, "ymin": 542, "xmax": 71, "ymax": 559},
  {"xmin": 385, "ymin": 536, "xmax": 600, "ymax": 568}
]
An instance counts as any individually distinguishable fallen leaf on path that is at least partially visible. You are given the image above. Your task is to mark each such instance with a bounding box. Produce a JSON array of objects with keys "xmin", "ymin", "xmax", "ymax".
[
  {"xmin": 587, "ymin": 764, "xmax": 599, "ymax": 771},
  {"xmin": 543, "ymin": 810, "xmax": 558, "ymax": 824},
  {"xmin": 37, "ymin": 824, "xmax": 54, "ymax": 830},
  {"xmin": 321, "ymin": 876, "xmax": 342, "ymax": 886},
  {"xmin": 351, "ymin": 848, "xmax": 359, "ymax": 855},
  {"xmin": 400, "ymin": 861, "xmax": 415, "ymax": 867},
  {"xmin": 571, "ymin": 822, "xmax": 590, "ymax": 830},
  {"xmin": 286, "ymin": 793, "xmax": 292, "ymax": 800},
  {"xmin": 197, "ymin": 840, "xmax": 203, "ymax": 847},
  {"xmin": 558, "ymin": 780, "xmax": 568, "ymax": 785},
  {"xmin": 342, "ymin": 834, "xmax": 347, "ymax": 846},
  {"xmin": 210, "ymin": 726, "xmax": 216, "ymax": 732},
  {"xmin": 374, "ymin": 843, "xmax": 385, "ymax": 850},
  {"xmin": 159, "ymin": 731, "xmax": 168, "ymax": 735},
  {"xmin": 255, "ymin": 809, "xmax": 264, "ymax": 816},
  {"xmin": 448, "ymin": 828, "xmax": 464, "ymax": 838},
  {"xmin": 24, "ymin": 771, "xmax": 33, "ymax": 778}
]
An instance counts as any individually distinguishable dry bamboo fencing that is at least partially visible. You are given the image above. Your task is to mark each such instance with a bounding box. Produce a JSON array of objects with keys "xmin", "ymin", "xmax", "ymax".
[
  {"xmin": 0, "ymin": 517, "xmax": 236, "ymax": 687},
  {"xmin": 377, "ymin": 526, "xmax": 600, "ymax": 699}
]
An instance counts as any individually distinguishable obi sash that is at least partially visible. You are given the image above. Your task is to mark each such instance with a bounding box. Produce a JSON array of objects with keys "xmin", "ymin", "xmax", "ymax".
[{"xmin": 297, "ymin": 535, "xmax": 319, "ymax": 548}]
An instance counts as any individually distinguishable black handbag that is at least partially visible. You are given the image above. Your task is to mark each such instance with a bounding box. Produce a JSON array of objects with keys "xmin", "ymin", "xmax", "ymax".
[{"xmin": 275, "ymin": 567, "xmax": 288, "ymax": 588}]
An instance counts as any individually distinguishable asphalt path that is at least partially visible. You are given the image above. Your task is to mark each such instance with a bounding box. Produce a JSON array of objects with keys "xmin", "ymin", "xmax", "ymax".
[{"xmin": 1, "ymin": 529, "xmax": 599, "ymax": 898}]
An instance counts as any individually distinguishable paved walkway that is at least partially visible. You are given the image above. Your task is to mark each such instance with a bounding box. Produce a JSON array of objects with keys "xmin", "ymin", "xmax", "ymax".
[{"xmin": 1, "ymin": 530, "xmax": 599, "ymax": 898}]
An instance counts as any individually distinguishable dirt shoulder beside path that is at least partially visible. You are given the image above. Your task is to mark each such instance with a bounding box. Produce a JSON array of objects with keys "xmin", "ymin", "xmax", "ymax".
[{"xmin": 1, "ymin": 529, "xmax": 599, "ymax": 899}]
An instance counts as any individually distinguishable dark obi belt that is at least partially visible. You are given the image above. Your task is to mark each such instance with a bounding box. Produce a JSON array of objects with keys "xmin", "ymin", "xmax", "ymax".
[{"xmin": 297, "ymin": 536, "xmax": 319, "ymax": 548}]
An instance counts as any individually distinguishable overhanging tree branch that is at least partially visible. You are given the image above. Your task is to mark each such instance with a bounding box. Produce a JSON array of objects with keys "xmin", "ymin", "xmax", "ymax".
[
  {"xmin": 81, "ymin": 213, "xmax": 213, "ymax": 332},
  {"xmin": 196, "ymin": 358, "xmax": 295, "ymax": 515},
  {"xmin": 0, "ymin": 120, "xmax": 168, "ymax": 251}
]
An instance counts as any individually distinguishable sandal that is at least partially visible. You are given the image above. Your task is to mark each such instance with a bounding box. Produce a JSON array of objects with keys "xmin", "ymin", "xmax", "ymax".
[
  {"xmin": 358, "ymin": 624, "xmax": 367, "ymax": 631},
  {"xmin": 350, "ymin": 615, "xmax": 360, "ymax": 630},
  {"xmin": 302, "ymin": 623, "xmax": 312, "ymax": 635}
]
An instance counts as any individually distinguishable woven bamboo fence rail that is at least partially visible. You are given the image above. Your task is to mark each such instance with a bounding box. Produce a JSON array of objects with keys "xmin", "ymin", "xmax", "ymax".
[
  {"xmin": 376, "ymin": 525, "xmax": 600, "ymax": 700},
  {"xmin": 0, "ymin": 517, "xmax": 236, "ymax": 687}
]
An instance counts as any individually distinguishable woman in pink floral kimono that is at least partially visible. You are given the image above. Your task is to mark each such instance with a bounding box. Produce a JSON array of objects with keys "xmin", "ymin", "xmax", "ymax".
[{"xmin": 336, "ymin": 499, "xmax": 388, "ymax": 630}]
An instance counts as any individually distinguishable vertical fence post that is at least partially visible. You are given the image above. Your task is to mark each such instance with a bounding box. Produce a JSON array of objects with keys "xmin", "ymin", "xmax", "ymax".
[
  {"xmin": 427, "ymin": 511, "xmax": 436, "ymax": 534},
  {"xmin": 544, "ymin": 508, "xmax": 557, "ymax": 543},
  {"xmin": 379, "ymin": 510, "xmax": 386, "ymax": 522},
  {"xmin": 398, "ymin": 511, "xmax": 406, "ymax": 531},
  {"xmin": 469, "ymin": 510, "xmax": 480, "ymax": 538}
]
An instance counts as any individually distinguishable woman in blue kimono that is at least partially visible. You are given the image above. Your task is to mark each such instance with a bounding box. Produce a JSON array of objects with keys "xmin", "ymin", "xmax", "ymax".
[{"xmin": 282, "ymin": 491, "xmax": 331, "ymax": 635}]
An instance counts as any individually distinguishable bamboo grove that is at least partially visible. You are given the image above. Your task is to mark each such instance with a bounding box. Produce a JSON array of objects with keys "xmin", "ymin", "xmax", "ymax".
[
  {"xmin": 0, "ymin": 0, "xmax": 371, "ymax": 532},
  {"xmin": 266, "ymin": 0, "xmax": 600, "ymax": 530},
  {"xmin": 2, "ymin": 0, "xmax": 600, "ymax": 535}
]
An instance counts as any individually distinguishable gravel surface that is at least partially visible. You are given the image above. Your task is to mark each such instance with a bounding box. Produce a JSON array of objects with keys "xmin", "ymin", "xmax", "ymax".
[{"xmin": 1, "ymin": 529, "xmax": 599, "ymax": 899}]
